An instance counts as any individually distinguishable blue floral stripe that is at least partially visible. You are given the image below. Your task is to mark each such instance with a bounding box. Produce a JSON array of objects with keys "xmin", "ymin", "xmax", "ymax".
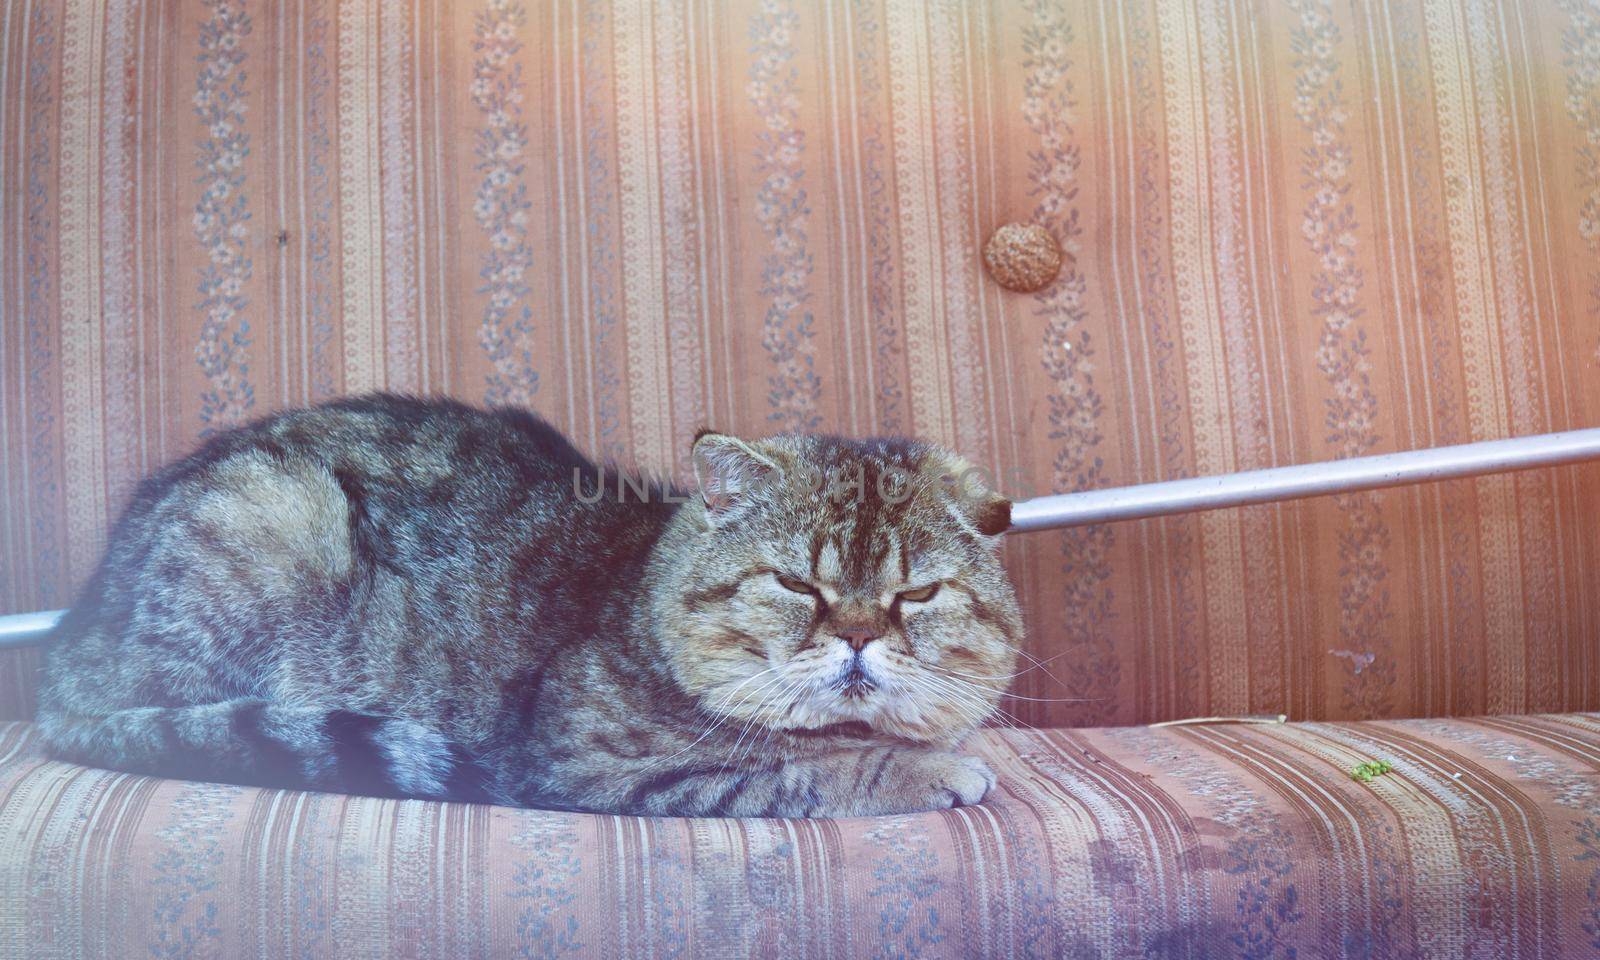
[
  {"xmin": 579, "ymin": 0, "xmax": 624, "ymax": 461},
  {"xmin": 471, "ymin": 0, "xmax": 539, "ymax": 407},
  {"xmin": 192, "ymin": 0, "xmax": 256, "ymax": 434},
  {"xmin": 149, "ymin": 783, "xmax": 238, "ymax": 959},
  {"xmin": 1288, "ymin": 0, "xmax": 1394, "ymax": 716},
  {"xmin": 23, "ymin": 2, "xmax": 61, "ymax": 608},
  {"xmin": 1023, "ymin": 0, "xmax": 1117, "ymax": 721},
  {"xmin": 301, "ymin": 3, "xmax": 337, "ymax": 402},
  {"xmin": 749, "ymin": 0, "xmax": 821, "ymax": 432}
]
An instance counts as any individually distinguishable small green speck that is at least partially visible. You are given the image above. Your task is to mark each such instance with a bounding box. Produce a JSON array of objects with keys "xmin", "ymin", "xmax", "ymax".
[{"xmin": 1350, "ymin": 759, "xmax": 1394, "ymax": 783}]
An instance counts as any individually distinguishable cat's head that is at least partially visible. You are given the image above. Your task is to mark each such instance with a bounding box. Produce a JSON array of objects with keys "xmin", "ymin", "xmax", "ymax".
[{"xmin": 652, "ymin": 431, "xmax": 1023, "ymax": 744}]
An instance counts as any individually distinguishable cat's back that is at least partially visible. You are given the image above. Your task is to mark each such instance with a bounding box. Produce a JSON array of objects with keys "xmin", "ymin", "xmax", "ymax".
[
  {"xmin": 131, "ymin": 393, "xmax": 616, "ymax": 581},
  {"xmin": 41, "ymin": 395, "xmax": 628, "ymax": 708},
  {"xmin": 255, "ymin": 392, "xmax": 589, "ymax": 489},
  {"xmin": 149, "ymin": 393, "xmax": 603, "ymax": 528}
]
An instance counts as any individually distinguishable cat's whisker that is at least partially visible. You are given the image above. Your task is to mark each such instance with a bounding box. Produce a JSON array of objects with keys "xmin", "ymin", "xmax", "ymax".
[
  {"xmin": 720, "ymin": 678, "xmax": 794, "ymax": 765},
  {"xmin": 705, "ymin": 670, "xmax": 792, "ymax": 736},
  {"xmin": 701, "ymin": 667, "xmax": 783, "ymax": 719},
  {"xmin": 931, "ymin": 664, "xmax": 1102, "ymax": 704},
  {"xmin": 957, "ymin": 692, "xmax": 1043, "ymax": 733},
  {"xmin": 904, "ymin": 680, "xmax": 1013, "ymax": 738},
  {"xmin": 914, "ymin": 675, "xmax": 1003, "ymax": 723},
  {"xmin": 727, "ymin": 673, "xmax": 813, "ymax": 766},
  {"xmin": 921, "ymin": 673, "xmax": 1041, "ymax": 730},
  {"xmin": 997, "ymin": 691, "xmax": 1103, "ymax": 704},
  {"xmin": 734, "ymin": 676, "xmax": 815, "ymax": 767},
  {"xmin": 911, "ymin": 672, "xmax": 1029, "ymax": 733},
  {"xmin": 636, "ymin": 668, "xmax": 788, "ymax": 774},
  {"xmin": 936, "ymin": 649, "xmax": 1077, "ymax": 682},
  {"xmin": 981, "ymin": 637, "xmax": 1076, "ymax": 689},
  {"xmin": 899, "ymin": 671, "xmax": 997, "ymax": 725},
  {"xmin": 676, "ymin": 668, "xmax": 782, "ymax": 744}
]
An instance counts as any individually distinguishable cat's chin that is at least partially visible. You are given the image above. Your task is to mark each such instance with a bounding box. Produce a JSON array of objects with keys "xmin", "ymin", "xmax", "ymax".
[
  {"xmin": 766, "ymin": 679, "xmax": 985, "ymax": 745},
  {"xmin": 778, "ymin": 716, "xmax": 968, "ymax": 746},
  {"xmin": 780, "ymin": 720, "xmax": 877, "ymax": 739},
  {"xmin": 866, "ymin": 714, "xmax": 978, "ymax": 745}
]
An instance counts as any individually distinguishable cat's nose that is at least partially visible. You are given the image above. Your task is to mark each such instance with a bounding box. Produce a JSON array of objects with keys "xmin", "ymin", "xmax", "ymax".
[{"xmin": 836, "ymin": 628, "xmax": 880, "ymax": 653}]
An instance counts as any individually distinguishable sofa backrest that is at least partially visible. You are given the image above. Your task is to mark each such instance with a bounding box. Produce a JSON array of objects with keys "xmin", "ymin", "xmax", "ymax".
[{"xmin": 2, "ymin": 0, "xmax": 1597, "ymax": 727}]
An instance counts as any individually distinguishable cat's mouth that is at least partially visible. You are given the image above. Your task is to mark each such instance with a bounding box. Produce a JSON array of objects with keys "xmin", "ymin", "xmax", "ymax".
[
  {"xmin": 831, "ymin": 660, "xmax": 878, "ymax": 699},
  {"xmin": 783, "ymin": 719, "xmax": 875, "ymax": 739}
]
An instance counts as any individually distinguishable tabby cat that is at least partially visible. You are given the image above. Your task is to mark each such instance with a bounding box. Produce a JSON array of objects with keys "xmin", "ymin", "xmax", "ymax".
[{"xmin": 38, "ymin": 394, "xmax": 1023, "ymax": 817}]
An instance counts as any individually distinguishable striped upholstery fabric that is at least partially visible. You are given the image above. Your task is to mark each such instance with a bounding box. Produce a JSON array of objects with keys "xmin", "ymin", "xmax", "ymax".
[
  {"xmin": 2, "ymin": 715, "xmax": 1599, "ymax": 957},
  {"xmin": 2, "ymin": 0, "xmax": 1599, "ymax": 728}
]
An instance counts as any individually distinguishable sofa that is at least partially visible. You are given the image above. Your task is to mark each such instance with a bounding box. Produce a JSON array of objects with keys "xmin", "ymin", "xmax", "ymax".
[
  {"xmin": 2, "ymin": 0, "xmax": 1598, "ymax": 956},
  {"xmin": 0, "ymin": 712, "xmax": 1597, "ymax": 957}
]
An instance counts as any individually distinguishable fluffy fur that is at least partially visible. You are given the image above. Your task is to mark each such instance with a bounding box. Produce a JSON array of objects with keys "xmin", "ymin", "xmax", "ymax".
[{"xmin": 37, "ymin": 394, "xmax": 1023, "ymax": 816}]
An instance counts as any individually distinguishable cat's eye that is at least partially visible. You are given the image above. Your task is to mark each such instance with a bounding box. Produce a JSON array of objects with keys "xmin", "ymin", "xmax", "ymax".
[
  {"xmin": 773, "ymin": 573, "xmax": 816, "ymax": 595},
  {"xmin": 897, "ymin": 583, "xmax": 940, "ymax": 603}
]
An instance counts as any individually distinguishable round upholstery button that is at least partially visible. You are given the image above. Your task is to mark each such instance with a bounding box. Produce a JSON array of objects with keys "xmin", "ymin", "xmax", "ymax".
[{"xmin": 982, "ymin": 222, "xmax": 1063, "ymax": 293}]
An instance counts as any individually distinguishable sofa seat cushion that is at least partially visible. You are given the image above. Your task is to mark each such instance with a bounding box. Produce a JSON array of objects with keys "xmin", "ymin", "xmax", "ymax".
[{"xmin": 2, "ymin": 715, "xmax": 1598, "ymax": 958}]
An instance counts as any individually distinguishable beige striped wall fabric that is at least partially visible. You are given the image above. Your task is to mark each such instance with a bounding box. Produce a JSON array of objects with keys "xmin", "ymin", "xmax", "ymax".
[{"xmin": 2, "ymin": 0, "xmax": 1598, "ymax": 727}]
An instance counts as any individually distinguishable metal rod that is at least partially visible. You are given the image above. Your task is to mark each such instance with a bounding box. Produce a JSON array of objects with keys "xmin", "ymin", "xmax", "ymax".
[
  {"xmin": 1008, "ymin": 426, "xmax": 1600, "ymax": 533},
  {"xmin": 0, "ymin": 608, "xmax": 64, "ymax": 651},
  {"xmin": 3, "ymin": 427, "xmax": 1598, "ymax": 650}
]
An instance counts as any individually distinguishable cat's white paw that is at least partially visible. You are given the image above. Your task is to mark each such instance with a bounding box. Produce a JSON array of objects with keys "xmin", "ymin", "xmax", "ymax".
[
  {"xmin": 940, "ymin": 754, "xmax": 997, "ymax": 807},
  {"xmin": 889, "ymin": 751, "xmax": 996, "ymax": 812}
]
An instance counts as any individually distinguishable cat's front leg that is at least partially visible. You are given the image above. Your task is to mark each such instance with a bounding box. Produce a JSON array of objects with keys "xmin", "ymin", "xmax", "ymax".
[
  {"xmin": 631, "ymin": 746, "xmax": 996, "ymax": 817},
  {"xmin": 777, "ymin": 746, "xmax": 998, "ymax": 818}
]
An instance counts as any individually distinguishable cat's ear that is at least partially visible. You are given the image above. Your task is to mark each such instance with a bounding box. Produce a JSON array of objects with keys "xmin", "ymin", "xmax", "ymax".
[
  {"xmin": 950, "ymin": 482, "xmax": 1011, "ymax": 538},
  {"xmin": 924, "ymin": 450, "xmax": 1012, "ymax": 538},
  {"xmin": 691, "ymin": 431, "xmax": 783, "ymax": 524},
  {"xmin": 966, "ymin": 492, "xmax": 1012, "ymax": 537}
]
